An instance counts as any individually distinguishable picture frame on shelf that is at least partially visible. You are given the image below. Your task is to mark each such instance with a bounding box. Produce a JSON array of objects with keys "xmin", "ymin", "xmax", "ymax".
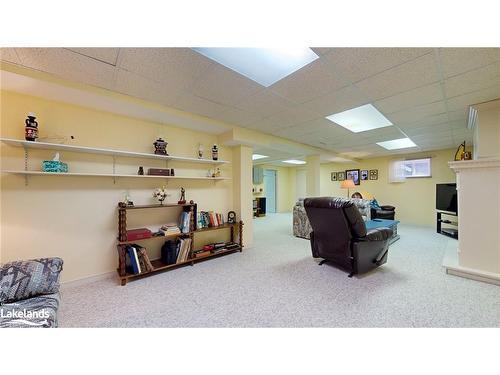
[
  {"xmin": 369, "ymin": 169, "xmax": 378, "ymax": 180},
  {"xmin": 331, "ymin": 172, "xmax": 337, "ymax": 181},
  {"xmin": 337, "ymin": 171, "xmax": 345, "ymax": 181},
  {"xmin": 345, "ymin": 169, "xmax": 360, "ymax": 185},
  {"xmin": 360, "ymin": 170, "xmax": 368, "ymax": 181}
]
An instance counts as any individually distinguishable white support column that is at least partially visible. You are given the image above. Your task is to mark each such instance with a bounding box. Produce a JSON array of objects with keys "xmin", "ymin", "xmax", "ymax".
[{"xmin": 232, "ymin": 145, "xmax": 253, "ymax": 247}]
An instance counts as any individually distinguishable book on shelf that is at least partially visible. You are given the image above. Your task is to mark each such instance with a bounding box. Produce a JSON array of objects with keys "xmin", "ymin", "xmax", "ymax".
[
  {"xmin": 193, "ymin": 249, "xmax": 211, "ymax": 258},
  {"xmin": 126, "ymin": 228, "xmax": 152, "ymax": 241},
  {"xmin": 179, "ymin": 211, "xmax": 192, "ymax": 234},
  {"xmin": 176, "ymin": 237, "xmax": 192, "ymax": 263},
  {"xmin": 126, "ymin": 244, "xmax": 153, "ymax": 274}
]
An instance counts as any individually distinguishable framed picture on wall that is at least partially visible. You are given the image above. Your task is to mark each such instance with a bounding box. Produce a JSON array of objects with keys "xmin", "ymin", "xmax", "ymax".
[
  {"xmin": 345, "ymin": 169, "xmax": 360, "ymax": 185},
  {"xmin": 369, "ymin": 169, "xmax": 378, "ymax": 180},
  {"xmin": 337, "ymin": 171, "xmax": 345, "ymax": 181},
  {"xmin": 361, "ymin": 170, "xmax": 368, "ymax": 181},
  {"xmin": 331, "ymin": 172, "xmax": 337, "ymax": 181}
]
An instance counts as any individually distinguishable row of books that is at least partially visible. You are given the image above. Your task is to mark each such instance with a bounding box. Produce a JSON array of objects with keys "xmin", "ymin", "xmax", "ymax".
[
  {"xmin": 126, "ymin": 244, "xmax": 154, "ymax": 275},
  {"xmin": 197, "ymin": 211, "xmax": 225, "ymax": 229},
  {"xmin": 192, "ymin": 241, "xmax": 240, "ymax": 258}
]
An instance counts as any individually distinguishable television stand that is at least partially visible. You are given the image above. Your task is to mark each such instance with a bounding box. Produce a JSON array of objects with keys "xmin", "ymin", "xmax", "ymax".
[{"xmin": 437, "ymin": 211, "xmax": 458, "ymax": 239}]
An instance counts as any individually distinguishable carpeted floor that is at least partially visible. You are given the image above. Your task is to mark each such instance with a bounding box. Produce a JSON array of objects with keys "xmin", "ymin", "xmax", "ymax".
[{"xmin": 59, "ymin": 213, "xmax": 500, "ymax": 327}]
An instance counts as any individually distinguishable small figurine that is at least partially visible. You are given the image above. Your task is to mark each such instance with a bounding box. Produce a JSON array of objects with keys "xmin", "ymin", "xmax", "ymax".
[
  {"xmin": 153, "ymin": 138, "xmax": 168, "ymax": 155},
  {"xmin": 138, "ymin": 166, "xmax": 144, "ymax": 175},
  {"xmin": 212, "ymin": 144, "xmax": 218, "ymax": 161},
  {"xmin": 178, "ymin": 187, "xmax": 186, "ymax": 204},
  {"xmin": 197, "ymin": 143, "xmax": 204, "ymax": 159},
  {"xmin": 123, "ymin": 191, "xmax": 134, "ymax": 207},
  {"xmin": 170, "ymin": 168, "xmax": 175, "ymax": 176},
  {"xmin": 25, "ymin": 112, "xmax": 39, "ymax": 141},
  {"xmin": 215, "ymin": 168, "xmax": 221, "ymax": 178}
]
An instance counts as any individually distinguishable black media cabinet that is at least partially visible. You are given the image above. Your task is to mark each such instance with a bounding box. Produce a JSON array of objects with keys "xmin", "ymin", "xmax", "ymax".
[{"xmin": 436, "ymin": 211, "xmax": 458, "ymax": 239}]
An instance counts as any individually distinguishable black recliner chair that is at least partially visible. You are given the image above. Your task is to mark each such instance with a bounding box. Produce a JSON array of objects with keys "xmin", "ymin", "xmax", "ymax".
[
  {"xmin": 371, "ymin": 205, "xmax": 396, "ymax": 220},
  {"xmin": 304, "ymin": 197, "xmax": 393, "ymax": 277}
]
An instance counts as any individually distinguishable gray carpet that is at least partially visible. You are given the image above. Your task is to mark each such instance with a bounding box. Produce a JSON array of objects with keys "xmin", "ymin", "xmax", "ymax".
[{"xmin": 59, "ymin": 213, "xmax": 500, "ymax": 327}]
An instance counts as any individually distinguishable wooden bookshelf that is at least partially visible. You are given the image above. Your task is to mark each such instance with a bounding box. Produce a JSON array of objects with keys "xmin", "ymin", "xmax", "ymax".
[
  {"xmin": 118, "ymin": 246, "xmax": 243, "ymax": 283},
  {"xmin": 116, "ymin": 202, "xmax": 243, "ymax": 285}
]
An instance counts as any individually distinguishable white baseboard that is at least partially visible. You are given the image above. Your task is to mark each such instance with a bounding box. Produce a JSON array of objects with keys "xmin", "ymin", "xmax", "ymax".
[
  {"xmin": 61, "ymin": 271, "xmax": 115, "ymax": 288},
  {"xmin": 443, "ymin": 242, "xmax": 500, "ymax": 286}
]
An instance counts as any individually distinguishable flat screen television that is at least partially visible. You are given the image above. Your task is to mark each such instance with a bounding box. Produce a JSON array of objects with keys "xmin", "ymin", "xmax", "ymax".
[{"xmin": 436, "ymin": 183, "xmax": 458, "ymax": 214}]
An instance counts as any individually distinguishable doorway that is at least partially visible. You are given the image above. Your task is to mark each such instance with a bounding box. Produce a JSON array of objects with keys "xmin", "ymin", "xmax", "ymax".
[{"xmin": 264, "ymin": 169, "xmax": 277, "ymax": 213}]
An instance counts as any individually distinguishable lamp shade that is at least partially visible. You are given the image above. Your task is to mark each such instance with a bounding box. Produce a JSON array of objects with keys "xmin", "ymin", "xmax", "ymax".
[{"xmin": 340, "ymin": 179, "xmax": 355, "ymax": 189}]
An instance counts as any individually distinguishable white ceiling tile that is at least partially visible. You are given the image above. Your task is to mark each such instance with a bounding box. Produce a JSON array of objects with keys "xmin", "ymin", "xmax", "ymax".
[
  {"xmin": 67, "ymin": 48, "xmax": 119, "ymax": 65},
  {"xmin": 444, "ymin": 62, "xmax": 500, "ymax": 98},
  {"xmin": 404, "ymin": 122, "xmax": 452, "ymax": 137},
  {"xmin": 118, "ymin": 48, "xmax": 212, "ymax": 83},
  {"xmin": 323, "ymin": 48, "xmax": 432, "ymax": 83},
  {"xmin": 447, "ymin": 110, "xmax": 467, "ymax": 121},
  {"xmin": 0, "ymin": 48, "xmax": 21, "ymax": 64},
  {"xmin": 374, "ymin": 83, "xmax": 444, "ymax": 114},
  {"xmin": 118, "ymin": 48, "xmax": 205, "ymax": 93},
  {"xmin": 173, "ymin": 92, "xmax": 230, "ymax": 118},
  {"xmin": 439, "ymin": 48, "xmax": 500, "ymax": 78},
  {"xmin": 272, "ymin": 118, "xmax": 335, "ymax": 138},
  {"xmin": 302, "ymin": 84, "xmax": 370, "ymax": 116},
  {"xmin": 446, "ymin": 85, "xmax": 500, "ymax": 111},
  {"xmin": 396, "ymin": 112, "xmax": 450, "ymax": 129},
  {"xmin": 355, "ymin": 53, "xmax": 440, "ymax": 100},
  {"xmin": 216, "ymin": 107, "xmax": 264, "ymax": 126},
  {"xmin": 270, "ymin": 59, "xmax": 349, "ymax": 104},
  {"xmin": 262, "ymin": 106, "xmax": 320, "ymax": 130},
  {"xmin": 359, "ymin": 126, "xmax": 406, "ymax": 142},
  {"xmin": 233, "ymin": 90, "xmax": 294, "ymax": 117},
  {"xmin": 386, "ymin": 101, "xmax": 447, "ymax": 125},
  {"xmin": 191, "ymin": 63, "xmax": 263, "ymax": 107},
  {"xmin": 15, "ymin": 48, "xmax": 117, "ymax": 90},
  {"xmin": 311, "ymin": 48, "xmax": 333, "ymax": 56},
  {"xmin": 114, "ymin": 69, "xmax": 179, "ymax": 106}
]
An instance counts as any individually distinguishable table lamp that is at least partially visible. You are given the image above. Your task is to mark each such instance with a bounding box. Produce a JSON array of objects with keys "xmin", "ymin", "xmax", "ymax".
[{"xmin": 340, "ymin": 179, "xmax": 355, "ymax": 198}]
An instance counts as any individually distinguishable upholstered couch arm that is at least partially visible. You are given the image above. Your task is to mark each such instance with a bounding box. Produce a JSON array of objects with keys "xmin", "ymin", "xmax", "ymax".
[
  {"xmin": 0, "ymin": 257, "xmax": 63, "ymax": 304},
  {"xmin": 363, "ymin": 228, "xmax": 393, "ymax": 241},
  {"xmin": 380, "ymin": 205, "xmax": 395, "ymax": 211}
]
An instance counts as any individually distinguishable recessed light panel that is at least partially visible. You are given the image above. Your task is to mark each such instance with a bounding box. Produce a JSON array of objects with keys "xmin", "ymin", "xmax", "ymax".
[
  {"xmin": 326, "ymin": 104, "xmax": 393, "ymax": 133},
  {"xmin": 283, "ymin": 159, "xmax": 306, "ymax": 165},
  {"xmin": 192, "ymin": 48, "xmax": 319, "ymax": 87},
  {"xmin": 377, "ymin": 138, "xmax": 417, "ymax": 150},
  {"xmin": 252, "ymin": 154, "xmax": 268, "ymax": 160}
]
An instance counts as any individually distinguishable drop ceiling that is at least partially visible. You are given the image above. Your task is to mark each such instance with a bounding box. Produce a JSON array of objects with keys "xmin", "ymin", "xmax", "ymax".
[{"xmin": 2, "ymin": 47, "xmax": 500, "ymax": 158}]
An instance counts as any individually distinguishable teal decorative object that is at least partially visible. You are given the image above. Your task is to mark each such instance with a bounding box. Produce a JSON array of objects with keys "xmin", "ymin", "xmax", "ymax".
[
  {"xmin": 42, "ymin": 160, "xmax": 68, "ymax": 173},
  {"xmin": 42, "ymin": 152, "xmax": 68, "ymax": 173}
]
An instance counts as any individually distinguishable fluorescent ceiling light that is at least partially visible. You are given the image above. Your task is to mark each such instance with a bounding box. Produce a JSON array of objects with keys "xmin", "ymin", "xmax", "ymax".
[
  {"xmin": 192, "ymin": 48, "xmax": 319, "ymax": 87},
  {"xmin": 377, "ymin": 138, "xmax": 417, "ymax": 150},
  {"xmin": 252, "ymin": 154, "xmax": 268, "ymax": 160},
  {"xmin": 283, "ymin": 159, "xmax": 306, "ymax": 165},
  {"xmin": 326, "ymin": 104, "xmax": 393, "ymax": 133}
]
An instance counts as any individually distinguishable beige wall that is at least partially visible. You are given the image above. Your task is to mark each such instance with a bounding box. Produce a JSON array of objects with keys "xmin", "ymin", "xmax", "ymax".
[
  {"xmin": 252, "ymin": 164, "xmax": 295, "ymax": 213},
  {"xmin": 320, "ymin": 149, "xmax": 457, "ymax": 227},
  {"xmin": 1, "ymin": 90, "xmax": 237, "ymax": 282}
]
